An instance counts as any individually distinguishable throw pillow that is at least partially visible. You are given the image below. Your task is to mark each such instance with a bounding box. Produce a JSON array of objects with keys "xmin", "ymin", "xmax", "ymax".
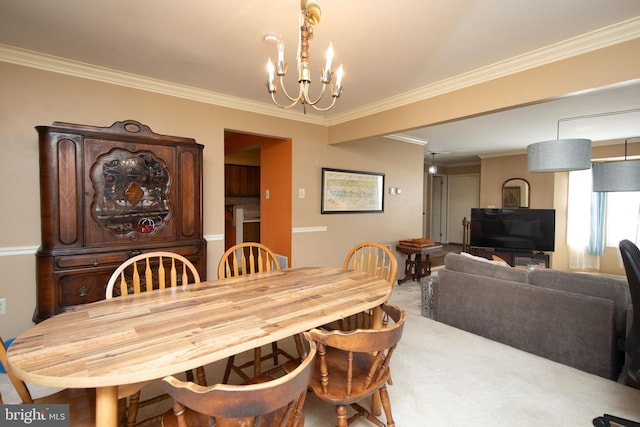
[{"xmin": 491, "ymin": 255, "xmax": 510, "ymax": 267}]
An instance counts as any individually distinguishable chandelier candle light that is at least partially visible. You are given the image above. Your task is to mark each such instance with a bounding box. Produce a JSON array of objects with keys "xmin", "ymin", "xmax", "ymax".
[{"xmin": 266, "ymin": 0, "xmax": 343, "ymax": 113}]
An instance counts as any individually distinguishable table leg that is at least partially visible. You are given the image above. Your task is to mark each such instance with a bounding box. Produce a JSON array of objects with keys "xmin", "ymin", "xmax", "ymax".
[
  {"xmin": 415, "ymin": 254, "xmax": 432, "ymax": 280},
  {"xmin": 414, "ymin": 254, "xmax": 424, "ymax": 280},
  {"xmin": 425, "ymin": 254, "xmax": 432, "ymax": 276},
  {"xmin": 371, "ymin": 306, "xmax": 383, "ymax": 416},
  {"xmin": 397, "ymin": 253, "xmax": 415, "ymax": 284},
  {"xmin": 96, "ymin": 386, "xmax": 118, "ymax": 427}
]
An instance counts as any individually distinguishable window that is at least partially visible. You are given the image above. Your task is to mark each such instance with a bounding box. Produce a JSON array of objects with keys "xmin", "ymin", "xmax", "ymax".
[
  {"xmin": 568, "ymin": 169, "xmax": 640, "ymax": 250},
  {"xmin": 605, "ymin": 192, "xmax": 640, "ymax": 247}
]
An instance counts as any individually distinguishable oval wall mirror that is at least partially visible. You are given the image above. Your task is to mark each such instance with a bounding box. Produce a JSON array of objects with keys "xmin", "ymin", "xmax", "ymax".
[{"xmin": 502, "ymin": 178, "xmax": 530, "ymax": 208}]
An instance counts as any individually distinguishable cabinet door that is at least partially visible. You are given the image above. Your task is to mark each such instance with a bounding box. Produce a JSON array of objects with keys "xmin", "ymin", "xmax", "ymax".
[
  {"xmin": 38, "ymin": 132, "xmax": 84, "ymax": 250},
  {"xmin": 83, "ymin": 139, "xmax": 178, "ymax": 246},
  {"xmin": 225, "ymin": 164, "xmax": 260, "ymax": 197}
]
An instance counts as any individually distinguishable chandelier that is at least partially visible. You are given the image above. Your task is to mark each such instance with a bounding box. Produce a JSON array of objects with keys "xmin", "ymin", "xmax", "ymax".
[{"xmin": 265, "ymin": 0, "xmax": 344, "ymax": 114}]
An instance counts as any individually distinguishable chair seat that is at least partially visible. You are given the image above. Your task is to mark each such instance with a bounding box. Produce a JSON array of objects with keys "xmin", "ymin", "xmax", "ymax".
[
  {"xmin": 34, "ymin": 388, "xmax": 98, "ymax": 426},
  {"xmin": 304, "ymin": 304, "xmax": 405, "ymax": 427},
  {"xmin": 160, "ymin": 335, "xmax": 317, "ymax": 427},
  {"xmin": 161, "ymin": 406, "xmax": 292, "ymax": 427},
  {"xmin": 161, "ymin": 408, "xmax": 210, "ymax": 427},
  {"xmin": 307, "ymin": 349, "xmax": 388, "ymax": 405}
]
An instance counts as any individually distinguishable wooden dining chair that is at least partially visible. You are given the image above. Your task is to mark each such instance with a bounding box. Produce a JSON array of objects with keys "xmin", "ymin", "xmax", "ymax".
[
  {"xmin": 106, "ymin": 251, "xmax": 207, "ymax": 427},
  {"xmin": 337, "ymin": 242, "xmax": 398, "ymax": 330},
  {"xmin": 1, "ymin": 336, "xmax": 127, "ymax": 426},
  {"xmin": 217, "ymin": 242, "xmax": 281, "ymax": 278},
  {"xmin": 304, "ymin": 304, "xmax": 405, "ymax": 427},
  {"xmin": 218, "ymin": 242, "xmax": 304, "ymax": 384},
  {"xmin": 160, "ymin": 335, "xmax": 317, "ymax": 427}
]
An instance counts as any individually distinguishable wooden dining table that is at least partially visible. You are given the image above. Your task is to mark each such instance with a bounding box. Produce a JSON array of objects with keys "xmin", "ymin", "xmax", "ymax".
[{"xmin": 7, "ymin": 267, "xmax": 392, "ymax": 427}]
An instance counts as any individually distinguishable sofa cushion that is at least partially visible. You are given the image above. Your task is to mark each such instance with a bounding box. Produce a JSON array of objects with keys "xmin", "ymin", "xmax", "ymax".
[
  {"xmin": 444, "ymin": 252, "xmax": 529, "ymax": 284},
  {"xmin": 528, "ymin": 269, "xmax": 630, "ymax": 338}
]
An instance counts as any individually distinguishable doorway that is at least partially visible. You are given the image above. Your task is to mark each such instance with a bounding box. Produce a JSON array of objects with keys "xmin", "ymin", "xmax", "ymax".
[
  {"xmin": 428, "ymin": 173, "xmax": 479, "ymax": 245},
  {"xmin": 224, "ymin": 131, "xmax": 292, "ymax": 263},
  {"xmin": 447, "ymin": 174, "xmax": 480, "ymax": 244}
]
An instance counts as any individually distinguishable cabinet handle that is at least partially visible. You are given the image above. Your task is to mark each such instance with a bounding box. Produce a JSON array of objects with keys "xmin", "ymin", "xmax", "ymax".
[
  {"xmin": 78, "ymin": 286, "xmax": 88, "ymax": 297},
  {"xmin": 93, "ymin": 257, "xmax": 99, "ymax": 266}
]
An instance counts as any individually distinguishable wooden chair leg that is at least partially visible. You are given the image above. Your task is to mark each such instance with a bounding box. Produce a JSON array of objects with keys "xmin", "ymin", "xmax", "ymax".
[
  {"xmin": 195, "ymin": 367, "xmax": 207, "ymax": 386},
  {"xmin": 336, "ymin": 405, "xmax": 348, "ymax": 427},
  {"xmin": 271, "ymin": 342, "xmax": 279, "ymax": 365},
  {"xmin": 126, "ymin": 391, "xmax": 141, "ymax": 427},
  {"xmin": 253, "ymin": 348, "xmax": 262, "ymax": 378},
  {"xmin": 294, "ymin": 334, "xmax": 305, "ymax": 359},
  {"xmin": 379, "ymin": 384, "xmax": 396, "ymax": 427},
  {"xmin": 222, "ymin": 355, "xmax": 235, "ymax": 383},
  {"xmin": 350, "ymin": 402, "xmax": 385, "ymax": 427}
]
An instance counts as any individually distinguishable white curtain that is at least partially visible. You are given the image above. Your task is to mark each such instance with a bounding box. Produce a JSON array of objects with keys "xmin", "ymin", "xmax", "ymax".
[
  {"xmin": 568, "ymin": 170, "xmax": 640, "ymax": 270},
  {"xmin": 567, "ymin": 169, "xmax": 600, "ymax": 269}
]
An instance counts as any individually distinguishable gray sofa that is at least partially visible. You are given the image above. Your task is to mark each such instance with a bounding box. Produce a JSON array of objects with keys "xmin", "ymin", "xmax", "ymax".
[{"xmin": 430, "ymin": 252, "xmax": 630, "ymax": 380}]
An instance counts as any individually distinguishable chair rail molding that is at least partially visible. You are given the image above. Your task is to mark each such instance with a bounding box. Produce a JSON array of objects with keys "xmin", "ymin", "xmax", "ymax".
[
  {"xmin": 0, "ymin": 245, "xmax": 39, "ymax": 256},
  {"xmin": 293, "ymin": 226, "xmax": 328, "ymax": 233}
]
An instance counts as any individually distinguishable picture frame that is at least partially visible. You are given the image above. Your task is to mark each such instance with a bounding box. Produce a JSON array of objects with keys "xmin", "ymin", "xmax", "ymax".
[
  {"xmin": 321, "ymin": 168, "xmax": 384, "ymax": 214},
  {"xmin": 503, "ymin": 186, "xmax": 521, "ymax": 208}
]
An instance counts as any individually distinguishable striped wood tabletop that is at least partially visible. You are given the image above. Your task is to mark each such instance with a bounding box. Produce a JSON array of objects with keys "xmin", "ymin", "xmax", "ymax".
[{"xmin": 7, "ymin": 266, "xmax": 392, "ymax": 389}]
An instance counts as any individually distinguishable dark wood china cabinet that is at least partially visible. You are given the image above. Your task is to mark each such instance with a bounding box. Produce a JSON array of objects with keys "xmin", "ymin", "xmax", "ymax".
[{"xmin": 35, "ymin": 120, "xmax": 206, "ymax": 322}]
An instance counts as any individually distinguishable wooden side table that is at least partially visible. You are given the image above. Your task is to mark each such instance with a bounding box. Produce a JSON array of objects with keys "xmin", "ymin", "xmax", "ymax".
[{"xmin": 396, "ymin": 243, "xmax": 443, "ymax": 284}]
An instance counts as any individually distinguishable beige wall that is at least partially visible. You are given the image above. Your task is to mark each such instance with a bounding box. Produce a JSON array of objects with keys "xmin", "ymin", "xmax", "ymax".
[{"xmin": 0, "ymin": 62, "xmax": 424, "ymax": 338}]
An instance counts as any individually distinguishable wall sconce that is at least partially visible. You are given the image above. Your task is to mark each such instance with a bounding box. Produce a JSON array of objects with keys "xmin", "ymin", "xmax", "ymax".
[{"xmin": 592, "ymin": 137, "xmax": 640, "ymax": 192}]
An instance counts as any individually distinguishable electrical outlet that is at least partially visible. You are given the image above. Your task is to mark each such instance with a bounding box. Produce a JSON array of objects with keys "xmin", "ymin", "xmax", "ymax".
[{"xmin": 0, "ymin": 298, "xmax": 6, "ymax": 315}]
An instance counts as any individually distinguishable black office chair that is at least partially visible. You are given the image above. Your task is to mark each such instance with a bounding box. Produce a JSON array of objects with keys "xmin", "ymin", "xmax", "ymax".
[{"xmin": 592, "ymin": 239, "xmax": 640, "ymax": 427}]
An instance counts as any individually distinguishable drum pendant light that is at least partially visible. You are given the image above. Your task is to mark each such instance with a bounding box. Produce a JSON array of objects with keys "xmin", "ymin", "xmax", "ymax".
[{"xmin": 592, "ymin": 137, "xmax": 640, "ymax": 192}]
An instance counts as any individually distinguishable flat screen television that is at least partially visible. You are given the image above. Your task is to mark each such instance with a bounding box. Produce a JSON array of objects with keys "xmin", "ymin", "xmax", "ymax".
[{"xmin": 470, "ymin": 208, "xmax": 556, "ymax": 252}]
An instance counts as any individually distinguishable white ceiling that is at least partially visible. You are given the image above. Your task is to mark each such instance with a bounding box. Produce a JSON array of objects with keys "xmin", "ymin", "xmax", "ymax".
[{"xmin": 1, "ymin": 0, "xmax": 639, "ymax": 164}]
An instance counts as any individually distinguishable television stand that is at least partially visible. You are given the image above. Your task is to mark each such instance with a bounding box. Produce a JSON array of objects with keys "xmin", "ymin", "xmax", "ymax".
[{"xmin": 473, "ymin": 248, "xmax": 550, "ymax": 269}]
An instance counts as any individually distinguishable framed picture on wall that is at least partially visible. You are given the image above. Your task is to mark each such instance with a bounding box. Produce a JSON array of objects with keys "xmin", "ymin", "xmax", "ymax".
[
  {"xmin": 321, "ymin": 168, "xmax": 384, "ymax": 213},
  {"xmin": 503, "ymin": 186, "xmax": 521, "ymax": 208}
]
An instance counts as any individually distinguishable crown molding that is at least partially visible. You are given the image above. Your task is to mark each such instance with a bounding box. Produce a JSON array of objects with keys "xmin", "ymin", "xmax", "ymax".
[
  {"xmin": 384, "ymin": 134, "xmax": 429, "ymax": 145},
  {"xmin": 1, "ymin": 17, "xmax": 638, "ymax": 129},
  {"xmin": 327, "ymin": 16, "xmax": 640, "ymax": 125},
  {"xmin": 0, "ymin": 44, "xmax": 328, "ymax": 126}
]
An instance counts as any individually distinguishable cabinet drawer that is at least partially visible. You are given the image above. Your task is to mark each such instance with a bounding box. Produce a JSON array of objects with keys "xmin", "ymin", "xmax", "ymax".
[
  {"xmin": 58, "ymin": 271, "xmax": 113, "ymax": 308},
  {"xmin": 56, "ymin": 252, "xmax": 130, "ymax": 269},
  {"xmin": 168, "ymin": 245, "xmax": 202, "ymax": 257}
]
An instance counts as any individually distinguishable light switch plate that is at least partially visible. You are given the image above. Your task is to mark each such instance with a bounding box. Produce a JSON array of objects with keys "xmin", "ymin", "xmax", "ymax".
[{"xmin": 0, "ymin": 298, "xmax": 6, "ymax": 315}]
